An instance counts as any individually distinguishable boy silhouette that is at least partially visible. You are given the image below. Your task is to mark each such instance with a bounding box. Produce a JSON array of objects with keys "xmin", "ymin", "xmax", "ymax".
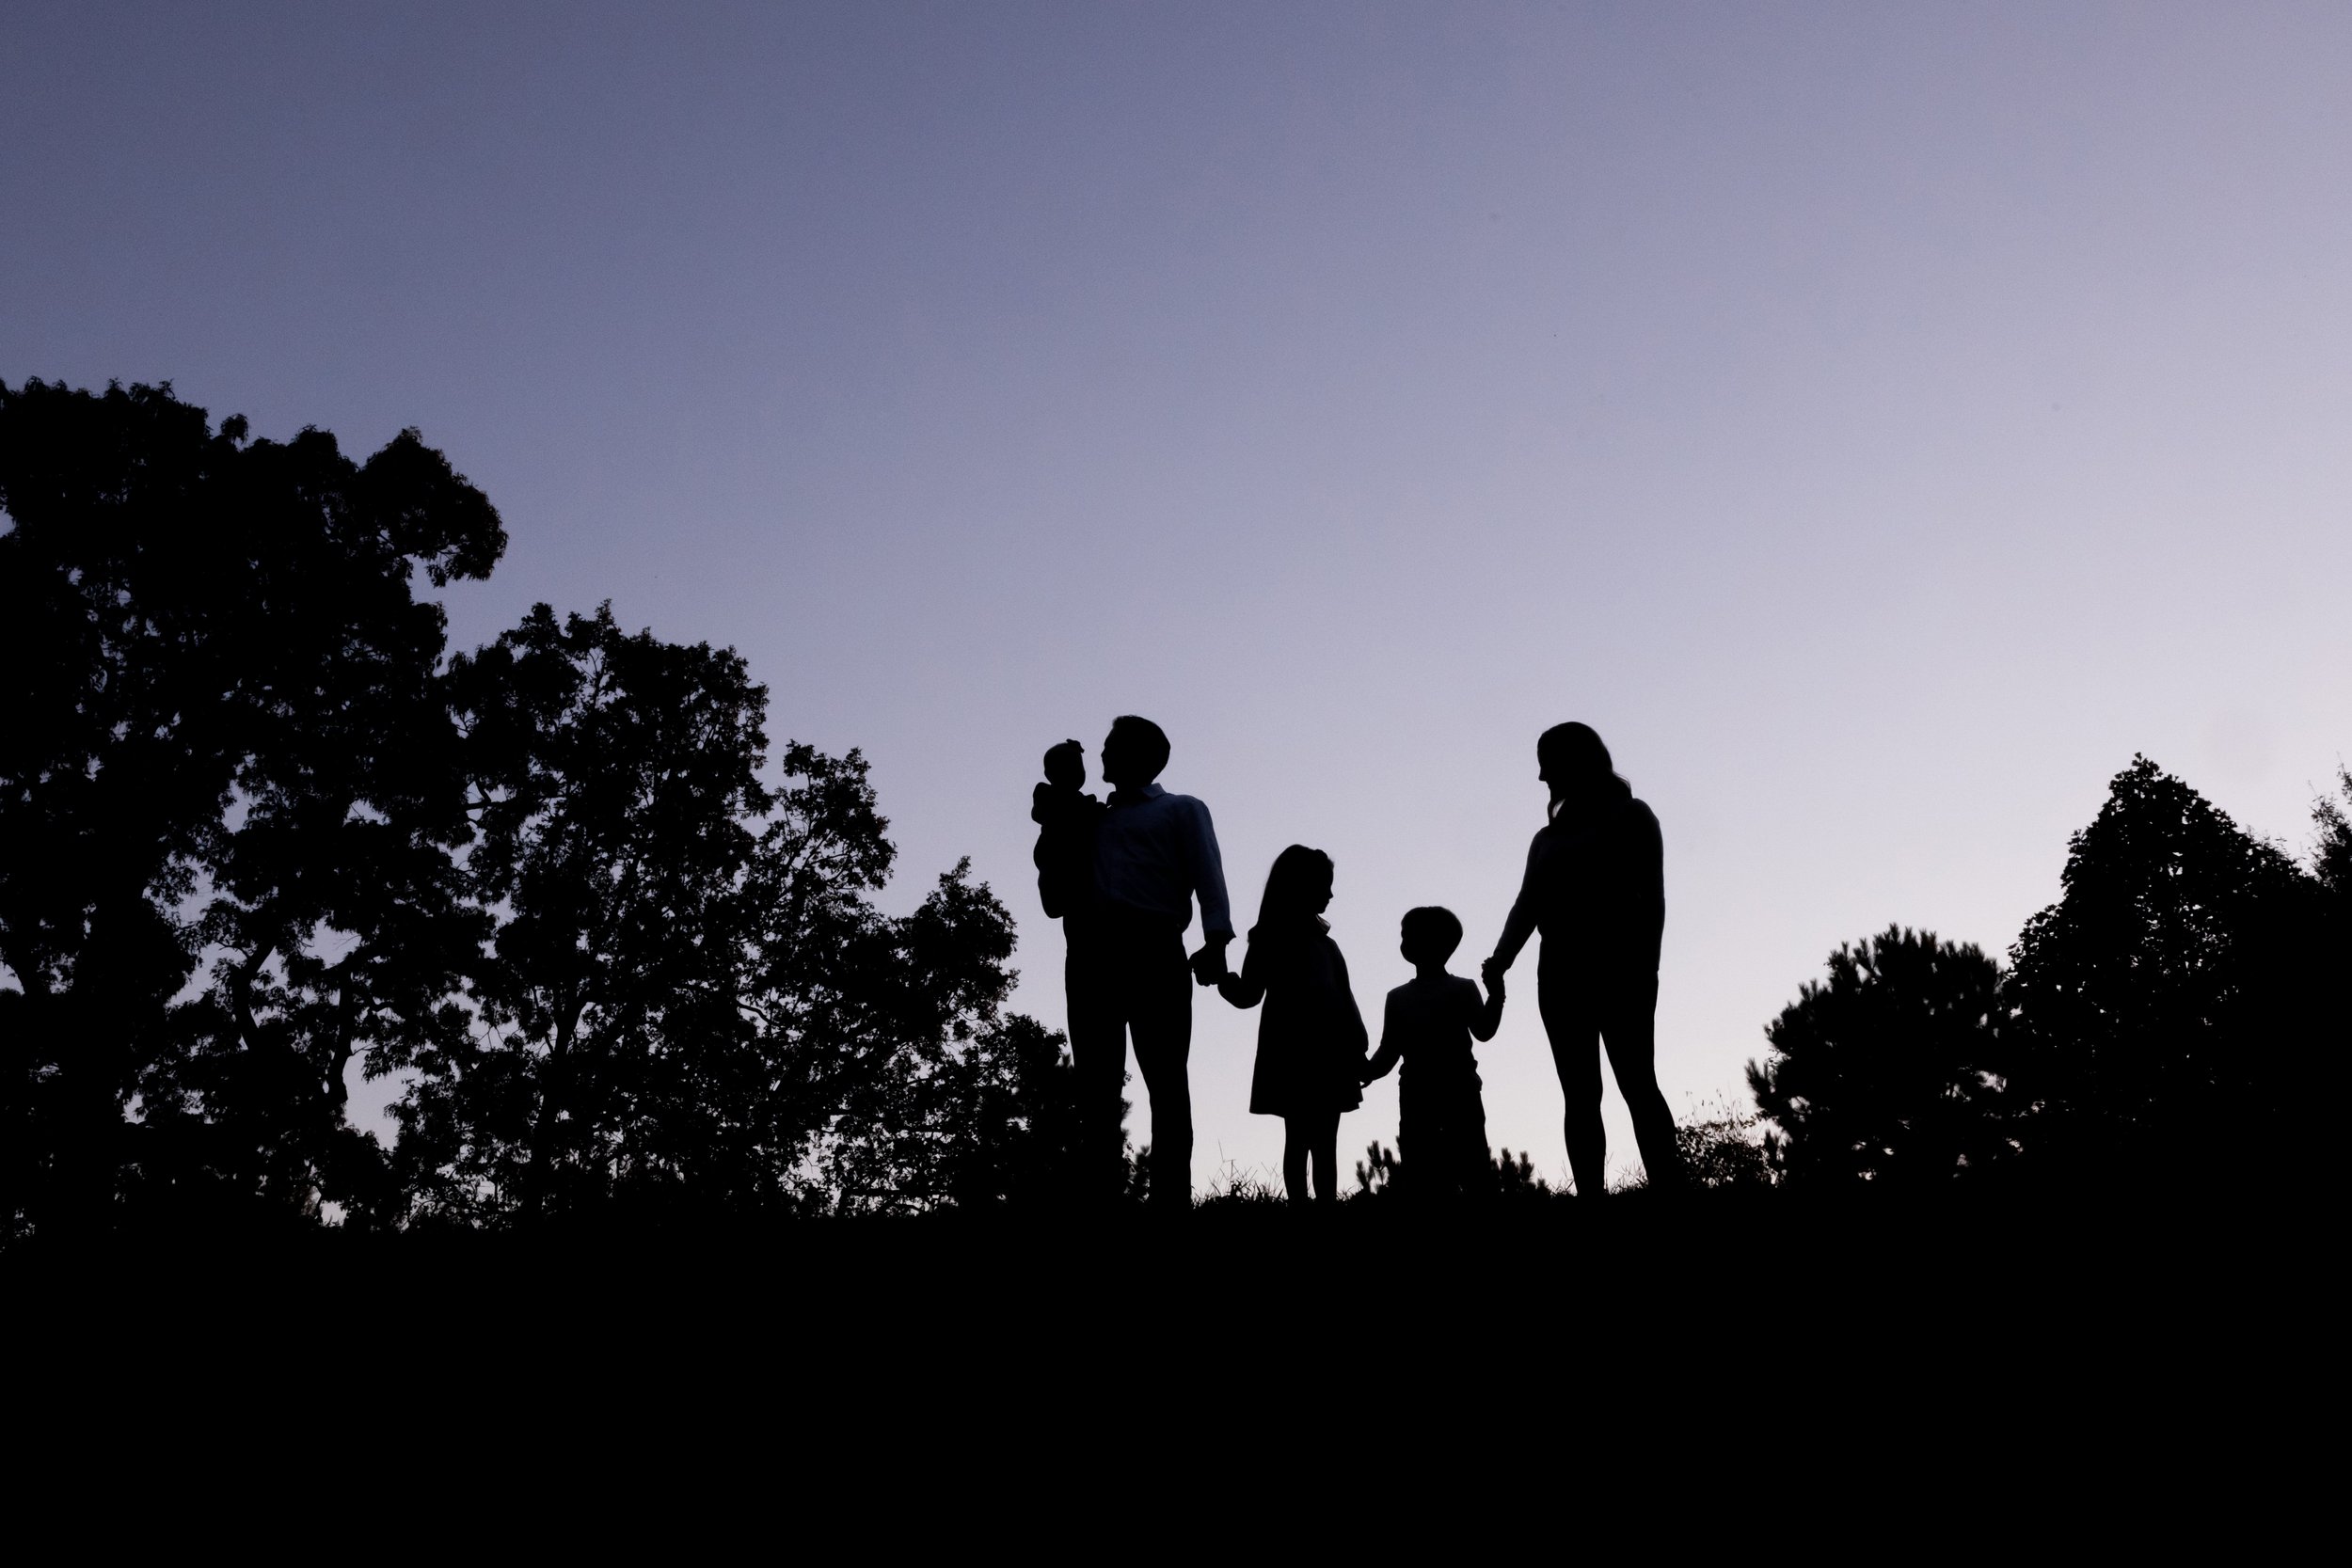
[{"xmin": 1362, "ymin": 906, "xmax": 1503, "ymax": 1203}]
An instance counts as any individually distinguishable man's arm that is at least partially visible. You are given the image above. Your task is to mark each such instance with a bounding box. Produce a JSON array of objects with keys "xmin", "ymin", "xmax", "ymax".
[
  {"xmin": 1184, "ymin": 798, "xmax": 1233, "ymax": 940},
  {"xmin": 1184, "ymin": 796, "xmax": 1234, "ymax": 983},
  {"xmin": 1216, "ymin": 940, "xmax": 1266, "ymax": 1009}
]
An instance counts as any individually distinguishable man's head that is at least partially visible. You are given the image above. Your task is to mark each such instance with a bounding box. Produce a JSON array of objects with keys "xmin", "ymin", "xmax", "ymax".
[
  {"xmin": 1101, "ymin": 715, "xmax": 1170, "ymax": 791},
  {"xmin": 1042, "ymin": 738, "xmax": 1086, "ymax": 790},
  {"xmin": 1400, "ymin": 906, "xmax": 1464, "ymax": 969}
]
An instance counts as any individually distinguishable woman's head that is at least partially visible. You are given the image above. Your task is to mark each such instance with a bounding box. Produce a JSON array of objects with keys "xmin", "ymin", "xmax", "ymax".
[
  {"xmin": 1253, "ymin": 844, "xmax": 1335, "ymax": 933},
  {"xmin": 1536, "ymin": 721, "xmax": 1630, "ymax": 816}
]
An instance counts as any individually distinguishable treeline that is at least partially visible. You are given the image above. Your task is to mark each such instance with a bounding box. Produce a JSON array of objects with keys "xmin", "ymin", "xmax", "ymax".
[
  {"xmin": 2, "ymin": 380, "xmax": 1082, "ymax": 1237},
  {"xmin": 1747, "ymin": 758, "xmax": 2350, "ymax": 1191}
]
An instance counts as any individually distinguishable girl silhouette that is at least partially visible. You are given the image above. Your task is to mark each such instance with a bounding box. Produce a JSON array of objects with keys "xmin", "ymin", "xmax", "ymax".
[
  {"xmin": 1483, "ymin": 723, "xmax": 1685, "ymax": 1196},
  {"xmin": 1219, "ymin": 845, "xmax": 1369, "ymax": 1205}
]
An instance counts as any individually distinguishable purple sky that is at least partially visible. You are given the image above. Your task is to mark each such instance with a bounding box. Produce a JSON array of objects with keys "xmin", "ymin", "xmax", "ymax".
[{"xmin": 8, "ymin": 3, "xmax": 2348, "ymax": 1188}]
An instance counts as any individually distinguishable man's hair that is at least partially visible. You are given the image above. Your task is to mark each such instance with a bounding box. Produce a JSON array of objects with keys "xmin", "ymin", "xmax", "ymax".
[
  {"xmin": 1400, "ymin": 906, "xmax": 1464, "ymax": 959},
  {"xmin": 1108, "ymin": 715, "xmax": 1170, "ymax": 781}
]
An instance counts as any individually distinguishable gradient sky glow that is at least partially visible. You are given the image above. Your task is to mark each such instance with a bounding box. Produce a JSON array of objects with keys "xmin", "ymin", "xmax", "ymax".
[{"xmin": 7, "ymin": 2, "xmax": 2349, "ymax": 1188}]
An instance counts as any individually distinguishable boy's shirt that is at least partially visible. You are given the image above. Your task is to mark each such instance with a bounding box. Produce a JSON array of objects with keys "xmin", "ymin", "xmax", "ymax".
[{"xmin": 1368, "ymin": 973, "xmax": 1503, "ymax": 1095}]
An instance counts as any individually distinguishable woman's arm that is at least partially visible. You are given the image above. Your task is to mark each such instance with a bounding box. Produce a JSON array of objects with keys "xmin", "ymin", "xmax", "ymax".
[
  {"xmin": 1486, "ymin": 833, "xmax": 1548, "ymax": 974},
  {"xmin": 1470, "ymin": 974, "xmax": 1504, "ymax": 1041}
]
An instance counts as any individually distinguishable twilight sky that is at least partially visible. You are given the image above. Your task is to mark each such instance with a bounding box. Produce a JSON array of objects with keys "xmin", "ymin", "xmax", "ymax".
[{"xmin": 7, "ymin": 2, "xmax": 2348, "ymax": 1188}]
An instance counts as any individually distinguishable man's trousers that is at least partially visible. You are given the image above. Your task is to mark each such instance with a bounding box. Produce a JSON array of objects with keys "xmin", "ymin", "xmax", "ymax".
[{"xmin": 1065, "ymin": 918, "xmax": 1193, "ymax": 1208}]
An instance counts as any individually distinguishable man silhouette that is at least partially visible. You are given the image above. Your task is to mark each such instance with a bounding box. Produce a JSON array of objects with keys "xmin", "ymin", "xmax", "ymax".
[{"xmin": 1052, "ymin": 715, "xmax": 1232, "ymax": 1209}]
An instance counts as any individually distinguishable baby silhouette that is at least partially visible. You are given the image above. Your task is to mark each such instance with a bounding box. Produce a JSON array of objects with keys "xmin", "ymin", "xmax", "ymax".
[
  {"xmin": 1032, "ymin": 738, "xmax": 1103, "ymax": 924},
  {"xmin": 1041, "ymin": 737, "xmax": 1086, "ymax": 793}
]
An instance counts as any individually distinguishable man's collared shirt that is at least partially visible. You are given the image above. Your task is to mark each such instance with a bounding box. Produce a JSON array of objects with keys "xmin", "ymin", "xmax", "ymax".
[{"xmin": 1094, "ymin": 783, "xmax": 1233, "ymax": 938}]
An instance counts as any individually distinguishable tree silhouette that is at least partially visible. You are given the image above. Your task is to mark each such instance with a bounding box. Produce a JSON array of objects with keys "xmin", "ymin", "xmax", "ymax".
[
  {"xmin": 2312, "ymin": 765, "xmax": 2351, "ymax": 939},
  {"xmin": 2004, "ymin": 756, "xmax": 2324, "ymax": 1182},
  {"xmin": 1747, "ymin": 927, "xmax": 2011, "ymax": 1188},
  {"xmin": 5, "ymin": 377, "xmax": 1070, "ymax": 1234},
  {"xmin": 391, "ymin": 606, "xmax": 1051, "ymax": 1222},
  {"xmin": 1, "ymin": 379, "xmax": 504, "ymax": 1235}
]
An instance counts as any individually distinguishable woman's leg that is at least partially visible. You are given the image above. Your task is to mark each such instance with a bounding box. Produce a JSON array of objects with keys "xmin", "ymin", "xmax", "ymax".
[
  {"xmin": 1602, "ymin": 974, "xmax": 1683, "ymax": 1193},
  {"xmin": 1281, "ymin": 1116, "xmax": 1311, "ymax": 1202},
  {"xmin": 1539, "ymin": 971, "xmax": 1608, "ymax": 1197},
  {"xmin": 1309, "ymin": 1111, "xmax": 1341, "ymax": 1204}
]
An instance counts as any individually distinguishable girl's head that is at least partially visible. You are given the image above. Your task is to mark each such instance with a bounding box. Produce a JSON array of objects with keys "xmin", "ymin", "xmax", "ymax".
[
  {"xmin": 1253, "ymin": 844, "xmax": 1335, "ymax": 935},
  {"xmin": 1536, "ymin": 721, "xmax": 1630, "ymax": 818}
]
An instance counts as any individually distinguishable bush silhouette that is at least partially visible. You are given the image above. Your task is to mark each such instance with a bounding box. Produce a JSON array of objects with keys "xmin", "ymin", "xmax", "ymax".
[{"xmin": 1747, "ymin": 927, "xmax": 2010, "ymax": 1188}]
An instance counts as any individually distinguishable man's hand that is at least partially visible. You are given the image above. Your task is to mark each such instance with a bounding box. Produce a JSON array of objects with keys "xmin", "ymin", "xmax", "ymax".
[
  {"xmin": 1481, "ymin": 955, "xmax": 1508, "ymax": 990},
  {"xmin": 1190, "ymin": 937, "xmax": 1232, "ymax": 987}
]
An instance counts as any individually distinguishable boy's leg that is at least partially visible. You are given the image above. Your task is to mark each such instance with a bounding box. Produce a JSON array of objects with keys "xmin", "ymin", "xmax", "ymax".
[
  {"xmin": 1457, "ymin": 1099, "xmax": 1495, "ymax": 1198},
  {"xmin": 1124, "ymin": 924, "xmax": 1194, "ymax": 1209},
  {"xmin": 1395, "ymin": 1103, "xmax": 1418, "ymax": 1203},
  {"xmin": 1413, "ymin": 1102, "xmax": 1446, "ymax": 1199}
]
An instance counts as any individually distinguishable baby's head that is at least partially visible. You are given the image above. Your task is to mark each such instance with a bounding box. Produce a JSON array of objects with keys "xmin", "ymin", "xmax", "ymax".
[
  {"xmin": 1399, "ymin": 906, "xmax": 1464, "ymax": 970},
  {"xmin": 1042, "ymin": 738, "xmax": 1087, "ymax": 790}
]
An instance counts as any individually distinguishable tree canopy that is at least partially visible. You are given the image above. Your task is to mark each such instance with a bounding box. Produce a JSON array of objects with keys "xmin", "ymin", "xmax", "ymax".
[
  {"xmin": 3, "ymin": 380, "xmax": 1075, "ymax": 1238},
  {"xmin": 1747, "ymin": 927, "xmax": 2011, "ymax": 1188},
  {"xmin": 1749, "ymin": 759, "xmax": 2349, "ymax": 1192}
]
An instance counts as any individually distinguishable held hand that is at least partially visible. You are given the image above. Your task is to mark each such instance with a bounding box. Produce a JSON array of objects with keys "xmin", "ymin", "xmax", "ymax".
[
  {"xmin": 1189, "ymin": 942, "xmax": 1230, "ymax": 987},
  {"xmin": 1481, "ymin": 955, "xmax": 1507, "ymax": 989}
]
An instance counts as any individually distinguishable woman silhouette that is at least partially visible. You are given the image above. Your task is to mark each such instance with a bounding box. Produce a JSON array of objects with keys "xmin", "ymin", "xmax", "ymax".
[{"xmin": 1483, "ymin": 723, "xmax": 1684, "ymax": 1196}]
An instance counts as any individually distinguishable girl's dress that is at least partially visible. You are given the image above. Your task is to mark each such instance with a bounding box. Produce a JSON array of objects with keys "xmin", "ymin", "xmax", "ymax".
[{"xmin": 1221, "ymin": 917, "xmax": 1369, "ymax": 1117}]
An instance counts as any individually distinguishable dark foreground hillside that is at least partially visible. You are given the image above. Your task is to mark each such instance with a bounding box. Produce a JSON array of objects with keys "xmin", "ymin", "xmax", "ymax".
[
  {"xmin": 6, "ymin": 1196, "xmax": 2328, "ymax": 1547},
  {"xmin": 14, "ymin": 1195, "xmax": 2325, "ymax": 1392}
]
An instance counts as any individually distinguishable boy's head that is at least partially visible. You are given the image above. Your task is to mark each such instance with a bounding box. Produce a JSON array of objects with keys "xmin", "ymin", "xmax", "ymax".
[
  {"xmin": 1042, "ymin": 738, "xmax": 1086, "ymax": 789},
  {"xmin": 1399, "ymin": 906, "xmax": 1464, "ymax": 968},
  {"xmin": 1101, "ymin": 715, "xmax": 1170, "ymax": 789}
]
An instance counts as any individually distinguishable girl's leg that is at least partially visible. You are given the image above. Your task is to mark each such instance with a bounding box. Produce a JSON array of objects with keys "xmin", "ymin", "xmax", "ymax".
[
  {"xmin": 1310, "ymin": 1111, "xmax": 1342, "ymax": 1204},
  {"xmin": 1281, "ymin": 1116, "xmax": 1311, "ymax": 1202},
  {"xmin": 1540, "ymin": 971, "xmax": 1608, "ymax": 1198}
]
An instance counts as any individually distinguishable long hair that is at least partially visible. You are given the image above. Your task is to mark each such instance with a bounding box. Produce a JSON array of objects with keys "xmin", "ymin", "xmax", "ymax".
[
  {"xmin": 1537, "ymin": 721, "xmax": 1631, "ymax": 821},
  {"xmin": 1251, "ymin": 844, "xmax": 1334, "ymax": 939}
]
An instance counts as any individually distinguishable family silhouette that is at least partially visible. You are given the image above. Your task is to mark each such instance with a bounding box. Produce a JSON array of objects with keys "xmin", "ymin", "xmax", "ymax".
[{"xmin": 1030, "ymin": 716, "xmax": 1686, "ymax": 1206}]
